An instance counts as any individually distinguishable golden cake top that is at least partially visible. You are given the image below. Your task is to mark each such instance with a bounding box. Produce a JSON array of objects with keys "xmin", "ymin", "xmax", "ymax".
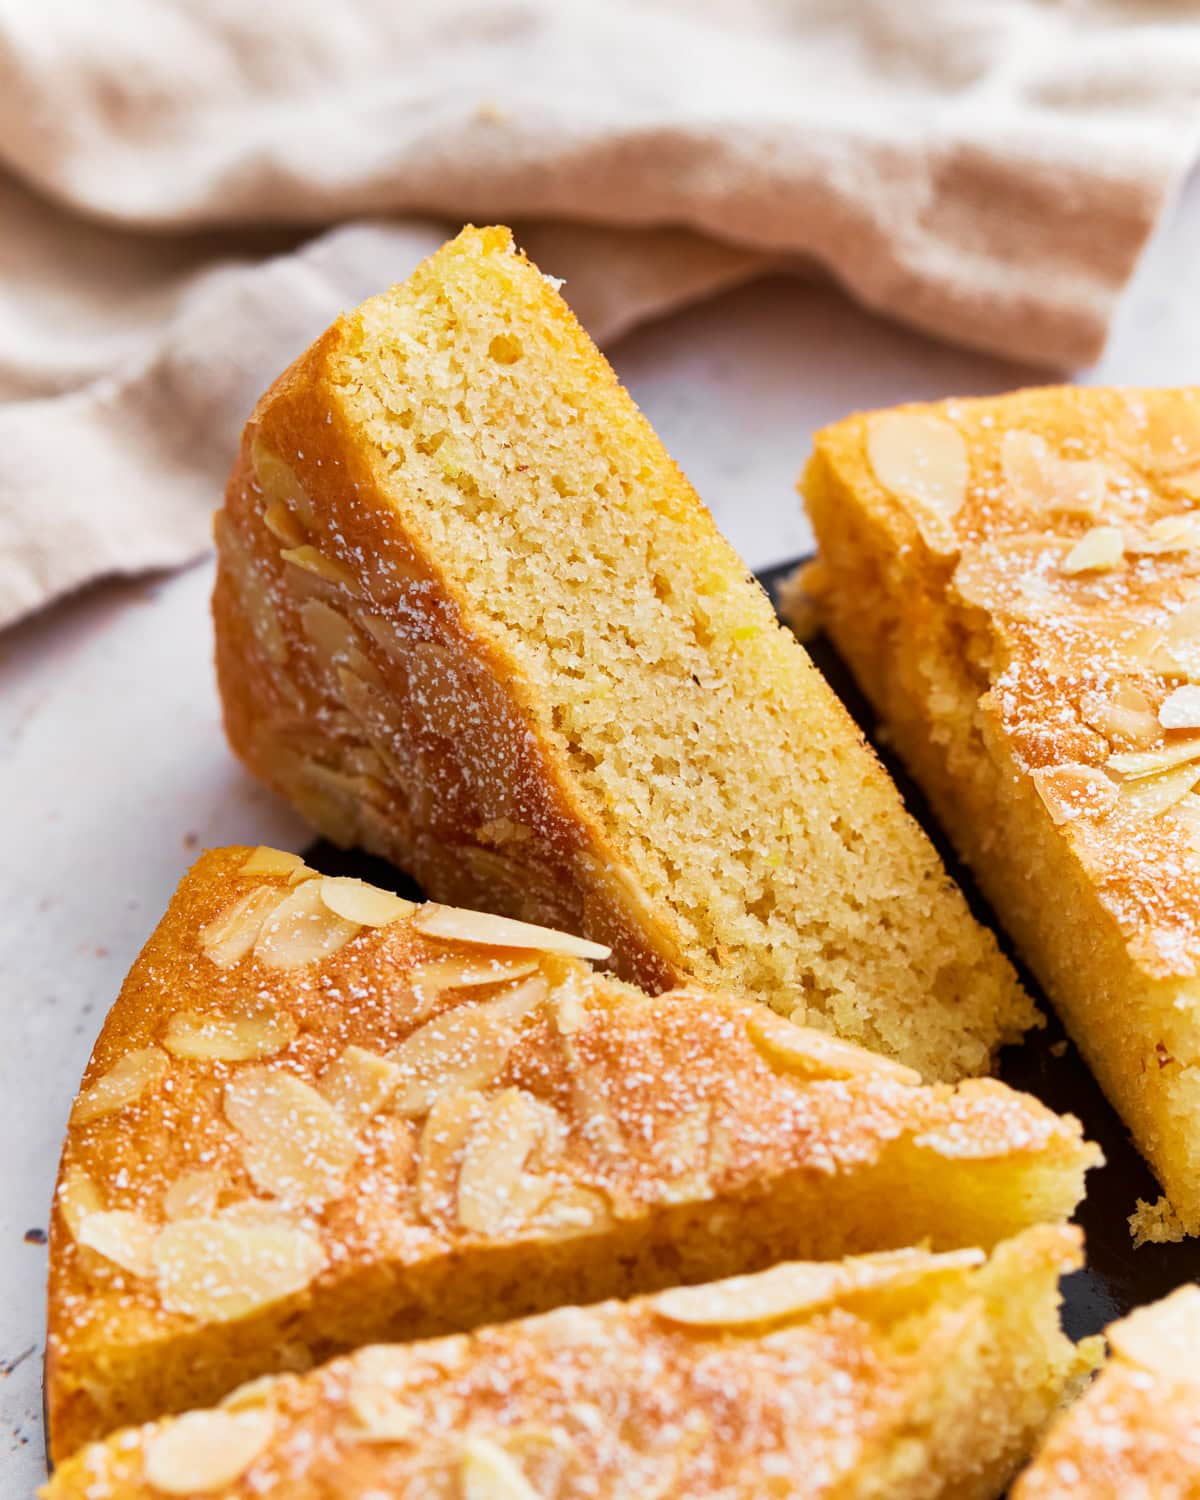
[
  {"xmin": 817, "ymin": 387, "xmax": 1200, "ymax": 978},
  {"xmin": 1014, "ymin": 1284, "xmax": 1200, "ymax": 1498},
  {"xmin": 45, "ymin": 1226, "xmax": 1083, "ymax": 1500},
  {"xmin": 49, "ymin": 848, "xmax": 1092, "ymax": 1428}
]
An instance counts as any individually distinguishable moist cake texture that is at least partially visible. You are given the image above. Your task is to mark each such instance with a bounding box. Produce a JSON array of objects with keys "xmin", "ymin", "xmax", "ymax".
[
  {"xmin": 1013, "ymin": 1284, "xmax": 1200, "ymax": 1498},
  {"xmin": 46, "ymin": 847, "xmax": 1094, "ymax": 1460},
  {"xmin": 43, "ymin": 1228, "xmax": 1090, "ymax": 1500},
  {"xmin": 212, "ymin": 223, "xmax": 1033, "ymax": 1081},
  {"xmin": 799, "ymin": 387, "xmax": 1200, "ymax": 1233}
]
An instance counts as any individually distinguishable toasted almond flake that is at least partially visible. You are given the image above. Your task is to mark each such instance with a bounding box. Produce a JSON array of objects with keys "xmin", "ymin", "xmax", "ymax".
[
  {"xmin": 457, "ymin": 1089, "xmax": 559, "ymax": 1235},
  {"xmin": 346, "ymin": 1375, "xmax": 422, "ymax": 1443},
  {"xmin": 224, "ymin": 1068, "xmax": 359, "ymax": 1206},
  {"xmin": 532, "ymin": 1184, "xmax": 614, "ymax": 1237},
  {"xmin": 866, "ymin": 412, "xmax": 968, "ymax": 532},
  {"xmin": 280, "ymin": 544, "xmax": 356, "ymax": 589},
  {"xmin": 288, "ymin": 863, "xmax": 322, "ymax": 885},
  {"xmin": 299, "ymin": 598, "xmax": 361, "ymax": 672},
  {"xmin": 548, "ymin": 971, "xmax": 590, "ymax": 1036},
  {"xmin": 216, "ymin": 1199, "xmax": 300, "ymax": 1231},
  {"xmin": 1162, "ymin": 598, "xmax": 1200, "ymax": 680},
  {"xmin": 164, "ymin": 1170, "xmax": 224, "ymax": 1222},
  {"xmin": 156, "ymin": 1217, "xmax": 325, "ymax": 1321},
  {"xmin": 1118, "ymin": 761, "xmax": 1200, "ymax": 816},
  {"xmin": 254, "ymin": 878, "xmax": 360, "ymax": 970},
  {"xmin": 652, "ymin": 1247, "xmax": 985, "ymax": 1328},
  {"xmin": 656, "ymin": 1104, "xmax": 715, "ymax": 1206},
  {"xmin": 412, "ymin": 904, "xmax": 610, "ymax": 961},
  {"xmin": 409, "ymin": 955, "xmax": 541, "ymax": 995},
  {"xmin": 319, "ymin": 1045, "xmax": 403, "ymax": 1126},
  {"xmin": 77, "ymin": 1209, "xmax": 159, "ymax": 1277},
  {"xmin": 1031, "ymin": 762, "xmax": 1120, "ymax": 825},
  {"xmin": 460, "ymin": 1436, "xmax": 540, "ymax": 1500},
  {"xmin": 1001, "ymin": 429, "xmax": 1109, "ymax": 518},
  {"xmin": 143, "ymin": 1407, "xmax": 276, "ymax": 1494},
  {"xmin": 1060, "ymin": 525, "xmax": 1124, "ymax": 576},
  {"xmin": 239, "ymin": 847, "xmax": 306, "ymax": 877},
  {"xmin": 1107, "ymin": 1286, "xmax": 1200, "ymax": 1380},
  {"xmin": 200, "ymin": 886, "xmax": 286, "ymax": 968},
  {"xmin": 1160, "ymin": 685, "xmax": 1200, "ymax": 729},
  {"xmin": 1080, "ymin": 682, "xmax": 1160, "ymax": 750},
  {"xmin": 1108, "ymin": 736, "xmax": 1200, "ymax": 779},
  {"xmin": 71, "ymin": 1046, "xmax": 169, "ymax": 1125},
  {"xmin": 318, "ymin": 875, "xmax": 415, "ymax": 928},
  {"xmin": 262, "ymin": 498, "xmax": 306, "ymax": 546},
  {"xmin": 1127, "ymin": 623, "xmax": 1184, "ymax": 676},
  {"xmin": 250, "ymin": 438, "xmax": 315, "ymax": 528},
  {"xmin": 1128, "ymin": 514, "xmax": 1200, "ymax": 555},
  {"xmin": 390, "ymin": 979, "xmax": 548, "ymax": 1118},
  {"xmin": 221, "ymin": 1374, "xmax": 281, "ymax": 1413},
  {"xmin": 58, "ymin": 1166, "xmax": 103, "ymax": 1239},
  {"xmin": 416, "ymin": 1089, "xmax": 489, "ymax": 1225},
  {"xmin": 161, "ymin": 1008, "xmax": 298, "ymax": 1063},
  {"xmin": 747, "ymin": 1010, "xmax": 922, "ymax": 1086}
]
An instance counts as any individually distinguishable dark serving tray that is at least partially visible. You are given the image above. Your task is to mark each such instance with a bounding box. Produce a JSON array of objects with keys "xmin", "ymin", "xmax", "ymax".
[{"xmin": 302, "ymin": 555, "xmax": 1199, "ymax": 1349}]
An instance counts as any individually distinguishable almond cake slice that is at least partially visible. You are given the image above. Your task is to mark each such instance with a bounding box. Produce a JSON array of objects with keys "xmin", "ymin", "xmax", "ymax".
[
  {"xmin": 1013, "ymin": 1284, "xmax": 1200, "ymax": 1499},
  {"xmin": 43, "ymin": 1227, "xmax": 1092, "ymax": 1500},
  {"xmin": 796, "ymin": 387, "xmax": 1200, "ymax": 1234},
  {"xmin": 47, "ymin": 847, "xmax": 1097, "ymax": 1460},
  {"xmin": 211, "ymin": 223, "xmax": 1033, "ymax": 1083}
]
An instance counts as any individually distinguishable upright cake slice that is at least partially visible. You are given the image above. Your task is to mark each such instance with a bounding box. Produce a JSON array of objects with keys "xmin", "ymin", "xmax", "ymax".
[
  {"xmin": 212, "ymin": 224, "xmax": 1033, "ymax": 1082},
  {"xmin": 1013, "ymin": 1285, "xmax": 1200, "ymax": 1498},
  {"xmin": 44, "ymin": 1228, "xmax": 1090, "ymax": 1500},
  {"xmin": 47, "ymin": 847, "xmax": 1095, "ymax": 1459},
  {"xmin": 798, "ymin": 387, "xmax": 1200, "ymax": 1233}
]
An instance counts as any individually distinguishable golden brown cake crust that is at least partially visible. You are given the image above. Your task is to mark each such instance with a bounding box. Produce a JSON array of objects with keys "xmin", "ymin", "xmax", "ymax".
[
  {"xmin": 800, "ymin": 386, "xmax": 1200, "ymax": 1231},
  {"xmin": 1013, "ymin": 1285, "xmax": 1200, "ymax": 1499},
  {"xmin": 46, "ymin": 847, "xmax": 1095, "ymax": 1461},
  {"xmin": 213, "ymin": 223, "xmax": 1033, "ymax": 1082},
  {"xmin": 44, "ymin": 1228, "xmax": 1089, "ymax": 1500}
]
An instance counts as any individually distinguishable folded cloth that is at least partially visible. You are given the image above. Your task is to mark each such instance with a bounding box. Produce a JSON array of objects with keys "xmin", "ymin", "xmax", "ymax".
[{"xmin": 2, "ymin": 0, "xmax": 1200, "ymax": 630}]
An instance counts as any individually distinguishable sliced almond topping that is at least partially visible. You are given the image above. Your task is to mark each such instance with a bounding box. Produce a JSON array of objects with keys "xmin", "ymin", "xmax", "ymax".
[
  {"xmin": 262, "ymin": 498, "xmax": 306, "ymax": 547},
  {"xmin": 250, "ymin": 438, "xmax": 316, "ymax": 529},
  {"xmin": 416, "ymin": 1089, "xmax": 489, "ymax": 1225},
  {"xmin": 1108, "ymin": 736, "xmax": 1200, "ymax": 779},
  {"xmin": 747, "ymin": 1009, "xmax": 922, "ymax": 1086},
  {"xmin": 200, "ymin": 886, "xmax": 286, "ymax": 968},
  {"xmin": 1162, "ymin": 598, "xmax": 1200, "ymax": 680},
  {"xmin": 216, "ymin": 1199, "xmax": 301, "ymax": 1231},
  {"xmin": 239, "ymin": 847, "xmax": 306, "ymax": 878},
  {"xmin": 1127, "ymin": 623, "xmax": 1184, "ymax": 677},
  {"xmin": 288, "ymin": 863, "xmax": 322, "ymax": 885},
  {"xmin": 411, "ymin": 904, "xmax": 610, "ymax": 962},
  {"xmin": 532, "ymin": 1184, "xmax": 614, "ymax": 1238},
  {"xmin": 58, "ymin": 1165, "xmax": 103, "ymax": 1240},
  {"xmin": 164, "ymin": 1170, "xmax": 224, "ymax": 1222},
  {"xmin": 71, "ymin": 1046, "xmax": 169, "ymax": 1126},
  {"xmin": 1080, "ymin": 682, "xmax": 1160, "ymax": 750},
  {"xmin": 390, "ymin": 978, "xmax": 548, "ymax": 1118},
  {"xmin": 865, "ymin": 412, "xmax": 968, "ymax": 540},
  {"xmin": 460, "ymin": 1436, "xmax": 540, "ymax": 1500},
  {"xmin": 319, "ymin": 1045, "xmax": 403, "ymax": 1126},
  {"xmin": 222, "ymin": 1374, "xmax": 282, "ymax": 1413},
  {"xmin": 161, "ymin": 1009, "xmax": 298, "ymax": 1063},
  {"xmin": 548, "ymin": 971, "xmax": 590, "ymax": 1036},
  {"xmin": 299, "ymin": 598, "xmax": 363, "ymax": 674},
  {"xmin": 651, "ymin": 1247, "xmax": 985, "ymax": 1329},
  {"xmin": 410, "ymin": 955, "xmax": 541, "ymax": 995},
  {"xmin": 656, "ymin": 1104, "xmax": 714, "ymax": 1206},
  {"xmin": 1119, "ymin": 761, "xmax": 1200, "ymax": 817},
  {"xmin": 155, "ymin": 1217, "xmax": 325, "ymax": 1322},
  {"xmin": 1060, "ymin": 525, "xmax": 1124, "ymax": 576},
  {"xmin": 143, "ymin": 1406, "xmax": 275, "ymax": 1494},
  {"xmin": 254, "ymin": 878, "xmax": 360, "ymax": 970},
  {"xmin": 1107, "ymin": 1286, "xmax": 1200, "ymax": 1380},
  {"xmin": 1128, "ymin": 514, "xmax": 1200, "ymax": 555},
  {"xmin": 1000, "ymin": 429, "xmax": 1108, "ymax": 518},
  {"xmin": 1031, "ymin": 763, "xmax": 1120, "ymax": 825},
  {"xmin": 76, "ymin": 1209, "xmax": 159, "ymax": 1278},
  {"xmin": 345, "ymin": 1373, "xmax": 422, "ymax": 1443},
  {"xmin": 457, "ymin": 1089, "xmax": 559, "ymax": 1236},
  {"xmin": 224, "ymin": 1068, "xmax": 359, "ymax": 1206},
  {"xmin": 1160, "ymin": 685, "xmax": 1200, "ymax": 730},
  {"xmin": 318, "ymin": 875, "xmax": 415, "ymax": 928},
  {"xmin": 280, "ymin": 544, "xmax": 357, "ymax": 590}
]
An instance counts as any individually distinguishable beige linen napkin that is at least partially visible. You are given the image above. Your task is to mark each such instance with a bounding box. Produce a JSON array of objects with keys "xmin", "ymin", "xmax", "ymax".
[{"xmin": 2, "ymin": 0, "xmax": 1200, "ymax": 630}]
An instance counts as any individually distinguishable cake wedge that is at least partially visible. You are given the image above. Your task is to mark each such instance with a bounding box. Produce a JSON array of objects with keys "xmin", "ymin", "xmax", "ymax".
[
  {"xmin": 212, "ymin": 223, "xmax": 1033, "ymax": 1082},
  {"xmin": 798, "ymin": 387, "xmax": 1200, "ymax": 1234},
  {"xmin": 1013, "ymin": 1284, "xmax": 1200, "ymax": 1498},
  {"xmin": 47, "ymin": 846, "xmax": 1096, "ymax": 1459},
  {"xmin": 43, "ymin": 1227, "xmax": 1091, "ymax": 1500}
]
